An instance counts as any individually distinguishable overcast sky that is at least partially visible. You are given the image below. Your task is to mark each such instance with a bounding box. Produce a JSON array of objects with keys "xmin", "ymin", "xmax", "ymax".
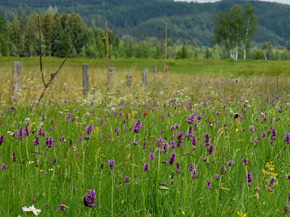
[{"xmin": 174, "ymin": 0, "xmax": 290, "ymax": 5}]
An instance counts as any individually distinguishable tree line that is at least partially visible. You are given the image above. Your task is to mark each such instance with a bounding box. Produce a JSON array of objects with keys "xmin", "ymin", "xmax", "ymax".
[{"xmin": 0, "ymin": 10, "xmax": 290, "ymax": 60}]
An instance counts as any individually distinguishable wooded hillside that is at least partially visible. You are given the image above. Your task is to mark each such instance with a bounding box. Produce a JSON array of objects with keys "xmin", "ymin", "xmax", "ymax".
[{"xmin": 0, "ymin": 0, "xmax": 289, "ymax": 46}]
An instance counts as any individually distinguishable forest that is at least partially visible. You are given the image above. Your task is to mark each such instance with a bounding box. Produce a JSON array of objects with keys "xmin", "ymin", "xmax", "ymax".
[{"xmin": 0, "ymin": 0, "xmax": 290, "ymax": 60}]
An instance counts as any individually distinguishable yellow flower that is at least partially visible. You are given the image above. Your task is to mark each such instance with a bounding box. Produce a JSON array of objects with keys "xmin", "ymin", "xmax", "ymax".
[{"xmin": 237, "ymin": 211, "xmax": 247, "ymax": 217}]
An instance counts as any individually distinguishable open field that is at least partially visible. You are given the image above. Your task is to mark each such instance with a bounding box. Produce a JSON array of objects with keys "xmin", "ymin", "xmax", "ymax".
[
  {"xmin": 1, "ymin": 57, "xmax": 290, "ymax": 76},
  {"xmin": 0, "ymin": 58, "xmax": 290, "ymax": 216}
]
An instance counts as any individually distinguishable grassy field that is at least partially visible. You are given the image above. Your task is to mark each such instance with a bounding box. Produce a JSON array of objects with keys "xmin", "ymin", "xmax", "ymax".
[
  {"xmin": 1, "ymin": 57, "xmax": 290, "ymax": 76},
  {"xmin": 0, "ymin": 57, "xmax": 290, "ymax": 216}
]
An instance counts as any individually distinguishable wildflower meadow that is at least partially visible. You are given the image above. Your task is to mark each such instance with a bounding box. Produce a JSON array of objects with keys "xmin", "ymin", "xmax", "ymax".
[{"xmin": 0, "ymin": 58, "xmax": 290, "ymax": 216}]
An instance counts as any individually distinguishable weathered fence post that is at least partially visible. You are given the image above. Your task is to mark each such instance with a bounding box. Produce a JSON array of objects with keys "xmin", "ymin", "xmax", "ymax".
[
  {"xmin": 126, "ymin": 72, "xmax": 132, "ymax": 88},
  {"xmin": 108, "ymin": 67, "xmax": 115, "ymax": 89},
  {"xmin": 82, "ymin": 64, "xmax": 89, "ymax": 96},
  {"xmin": 153, "ymin": 65, "xmax": 157, "ymax": 81},
  {"xmin": 142, "ymin": 68, "xmax": 148, "ymax": 87},
  {"xmin": 13, "ymin": 61, "xmax": 22, "ymax": 94}
]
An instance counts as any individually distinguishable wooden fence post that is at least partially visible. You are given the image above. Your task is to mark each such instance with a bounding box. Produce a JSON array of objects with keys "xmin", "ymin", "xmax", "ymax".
[
  {"xmin": 13, "ymin": 61, "xmax": 22, "ymax": 94},
  {"xmin": 126, "ymin": 72, "xmax": 132, "ymax": 88},
  {"xmin": 142, "ymin": 68, "xmax": 148, "ymax": 87},
  {"xmin": 153, "ymin": 65, "xmax": 157, "ymax": 81},
  {"xmin": 108, "ymin": 67, "xmax": 115, "ymax": 88},
  {"xmin": 82, "ymin": 64, "xmax": 89, "ymax": 96}
]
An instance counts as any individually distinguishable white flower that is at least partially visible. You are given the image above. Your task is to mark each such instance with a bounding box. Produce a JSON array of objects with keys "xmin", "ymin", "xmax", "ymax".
[{"xmin": 22, "ymin": 205, "xmax": 41, "ymax": 215}]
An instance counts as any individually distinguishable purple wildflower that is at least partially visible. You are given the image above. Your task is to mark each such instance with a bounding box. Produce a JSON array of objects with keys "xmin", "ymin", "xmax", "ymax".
[
  {"xmin": 59, "ymin": 136, "xmax": 65, "ymax": 142},
  {"xmin": 168, "ymin": 153, "xmax": 176, "ymax": 165},
  {"xmin": 1, "ymin": 163, "xmax": 7, "ymax": 170},
  {"xmin": 187, "ymin": 127, "xmax": 194, "ymax": 137},
  {"xmin": 13, "ymin": 153, "xmax": 17, "ymax": 162},
  {"xmin": 286, "ymin": 174, "xmax": 290, "ymax": 180},
  {"xmin": 149, "ymin": 153, "xmax": 156, "ymax": 159},
  {"xmin": 133, "ymin": 120, "xmax": 142, "ymax": 133},
  {"xmin": 124, "ymin": 176, "xmax": 130, "ymax": 183},
  {"xmin": 249, "ymin": 125, "xmax": 255, "ymax": 133},
  {"xmin": 59, "ymin": 203, "xmax": 66, "ymax": 211},
  {"xmin": 187, "ymin": 114, "xmax": 196, "ymax": 123},
  {"xmin": 163, "ymin": 143, "xmax": 169, "ymax": 152},
  {"xmin": 245, "ymin": 172, "xmax": 253, "ymax": 183},
  {"xmin": 285, "ymin": 133, "xmax": 290, "ymax": 144},
  {"xmin": 45, "ymin": 136, "xmax": 56, "ymax": 148},
  {"xmin": 33, "ymin": 136, "xmax": 40, "ymax": 146},
  {"xmin": 175, "ymin": 162, "xmax": 181, "ymax": 173},
  {"xmin": 66, "ymin": 113, "xmax": 72, "ymax": 121},
  {"xmin": 84, "ymin": 190, "xmax": 97, "ymax": 207},
  {"xmin": 174, "ymin": 124, "xmax": 180, "ymax": 130},
  {"xmin": 203, "ymin": 133, "xmax": 211, "ymax": 146},
  {"xmin": 206, "ymin": 181, "xmax": 212, "ymax": 189},
  {"xmin": 284, "ymin": 204, "xmax": 290, "ymax": 214},
  {"xmin": 85, "ymin": 135, "xmax": 91, "ymax": 139},
  {"xmin": 192, "ymin": 136, "xmax": 197, "ymax": 146},
  {"xmin": 108, "ymin": 159, "xmax": 115, "ymax": 169},
  {"xmin": 38, "ymin": 128, "xmax": 46, "ymax": 136},
  {"xmin": 176, "ymin": 131, "xmax": 184, "ymax": 146},
  {"xmin": 86, "ymin": 124, "xmax": 94, "ymax": 134},
  {"xmin": 188, "ymin": 163, "xmax": 194, "ymax": 172},
  {"xmin": 197, "ymin": 114, "xmax": 202, "ymax": 120},
  {"xmin": 143, "ymin": 163, "xmax": 150, "ymax": 171},
  {"xmin": 0, "ymin": 135, "xmax": 4, "ymax": 145},
  {"xmin": 215, "ymin": 174, "xmax": 219, "ymax": 180},
  {"xmin": 207, "ymin": 145, "xmax": 215, "ymax": 155},
  {"xmin": 157, "ymin": 136, "xmax": 165, "ymax": 146},
  {"xmin": 271, "ymin": 128, "xmax": 277, "ymax": 137},
  {"xmin": 242, "ymin": 158, "xmax": 248, "ymax": 165},
  {"xmin": 268, "ymin": 177, "xmax": 276, "ymax": 187},
  {"xmin": 17, "ymin": 128, "xmax": 23, "ymax": 140},
  {"xmin": 227, "ymin": 160, "xmax": 233, "ymax": 167},
  {"xmin": 254, "ymin": 137, "xmax": 259, "ymax": 144},
  {"xmin": 191, "ymin": 168, "xmax": 198, "ymax": 179},
  {"xmin": 23, "ymin": 122, "xmax": 30, "ymax": 136}
]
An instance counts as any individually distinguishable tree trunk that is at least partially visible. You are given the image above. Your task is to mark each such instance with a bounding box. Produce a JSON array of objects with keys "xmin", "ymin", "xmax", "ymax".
[
  {"xmin": 244, "ymin": 45, "xmax": 246, "ymax": 61},
  {"xmin": 244, "ymin": 18, "xmax": 250, "ymax": 61},
  {"xmin": 263, "ymin": 50, "xmax": 267, "ymax": 61},
  {"xmin": 235, "ymin": 42, "xmax": 238, "ymax": 61}
]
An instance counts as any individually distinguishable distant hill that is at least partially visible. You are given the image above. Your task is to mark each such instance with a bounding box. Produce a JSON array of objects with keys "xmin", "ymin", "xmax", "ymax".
[{"xmin": 0, "ymin": 0, "xmax": 289, "ymax": 46}]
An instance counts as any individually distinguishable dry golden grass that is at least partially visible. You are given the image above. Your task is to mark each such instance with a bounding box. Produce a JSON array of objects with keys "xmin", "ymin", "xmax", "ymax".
[{"xmin": 0, "ymin": 58, "xmax": 289, "ymax": 106}]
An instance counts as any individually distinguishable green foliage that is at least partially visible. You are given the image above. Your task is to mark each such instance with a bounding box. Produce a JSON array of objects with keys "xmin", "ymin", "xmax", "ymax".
[
  {"xmin": 215, "ymin": 3, "xmax": 258, "ymax": 60},
  {"xmin": 23, "ymin": 12, "xmax": 38, "ymax": 57},
  {"xmin": 1, "ymin": 0, "xmax": 290, "ymax": 46},
  {"xmin": 176, "ymin": 45, "xmax": 187, "ymax": 59},
  {"xmin": 8, "ymin": 16, "xmax": 21, "ymax": 56},
  {"xmin": 0, "ymin": 8, "xmax": 289, "ymax": 60},
  {"xmin": 0, "ymin": 15, "xmax": 9, "ymax": 56},
  {"xmin": 42, "ymin": 13, "xmax": 53, "ymax": 56}
]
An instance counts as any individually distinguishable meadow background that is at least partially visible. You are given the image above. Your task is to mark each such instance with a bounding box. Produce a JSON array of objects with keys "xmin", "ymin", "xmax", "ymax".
[{"xmin": 0, "ymin": 57, "xmax": 290, "ymax": 216}]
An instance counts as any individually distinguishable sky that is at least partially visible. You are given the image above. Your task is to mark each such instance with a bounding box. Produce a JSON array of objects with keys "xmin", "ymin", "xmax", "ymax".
[{"xmin": 174, "ymin": 0, "xmax": 290, "ymax": 5}]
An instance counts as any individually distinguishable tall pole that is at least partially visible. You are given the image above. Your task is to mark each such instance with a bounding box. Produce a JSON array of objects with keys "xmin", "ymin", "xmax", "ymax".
[{"xmin": 105, "ymin": 22, "xmax": 110, "ymax": 71}]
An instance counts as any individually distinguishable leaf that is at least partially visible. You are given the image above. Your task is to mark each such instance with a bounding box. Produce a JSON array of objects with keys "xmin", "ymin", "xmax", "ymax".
[{"xmin": 159, "ymin": 186, "xmax": 169, "ymax": 190}]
